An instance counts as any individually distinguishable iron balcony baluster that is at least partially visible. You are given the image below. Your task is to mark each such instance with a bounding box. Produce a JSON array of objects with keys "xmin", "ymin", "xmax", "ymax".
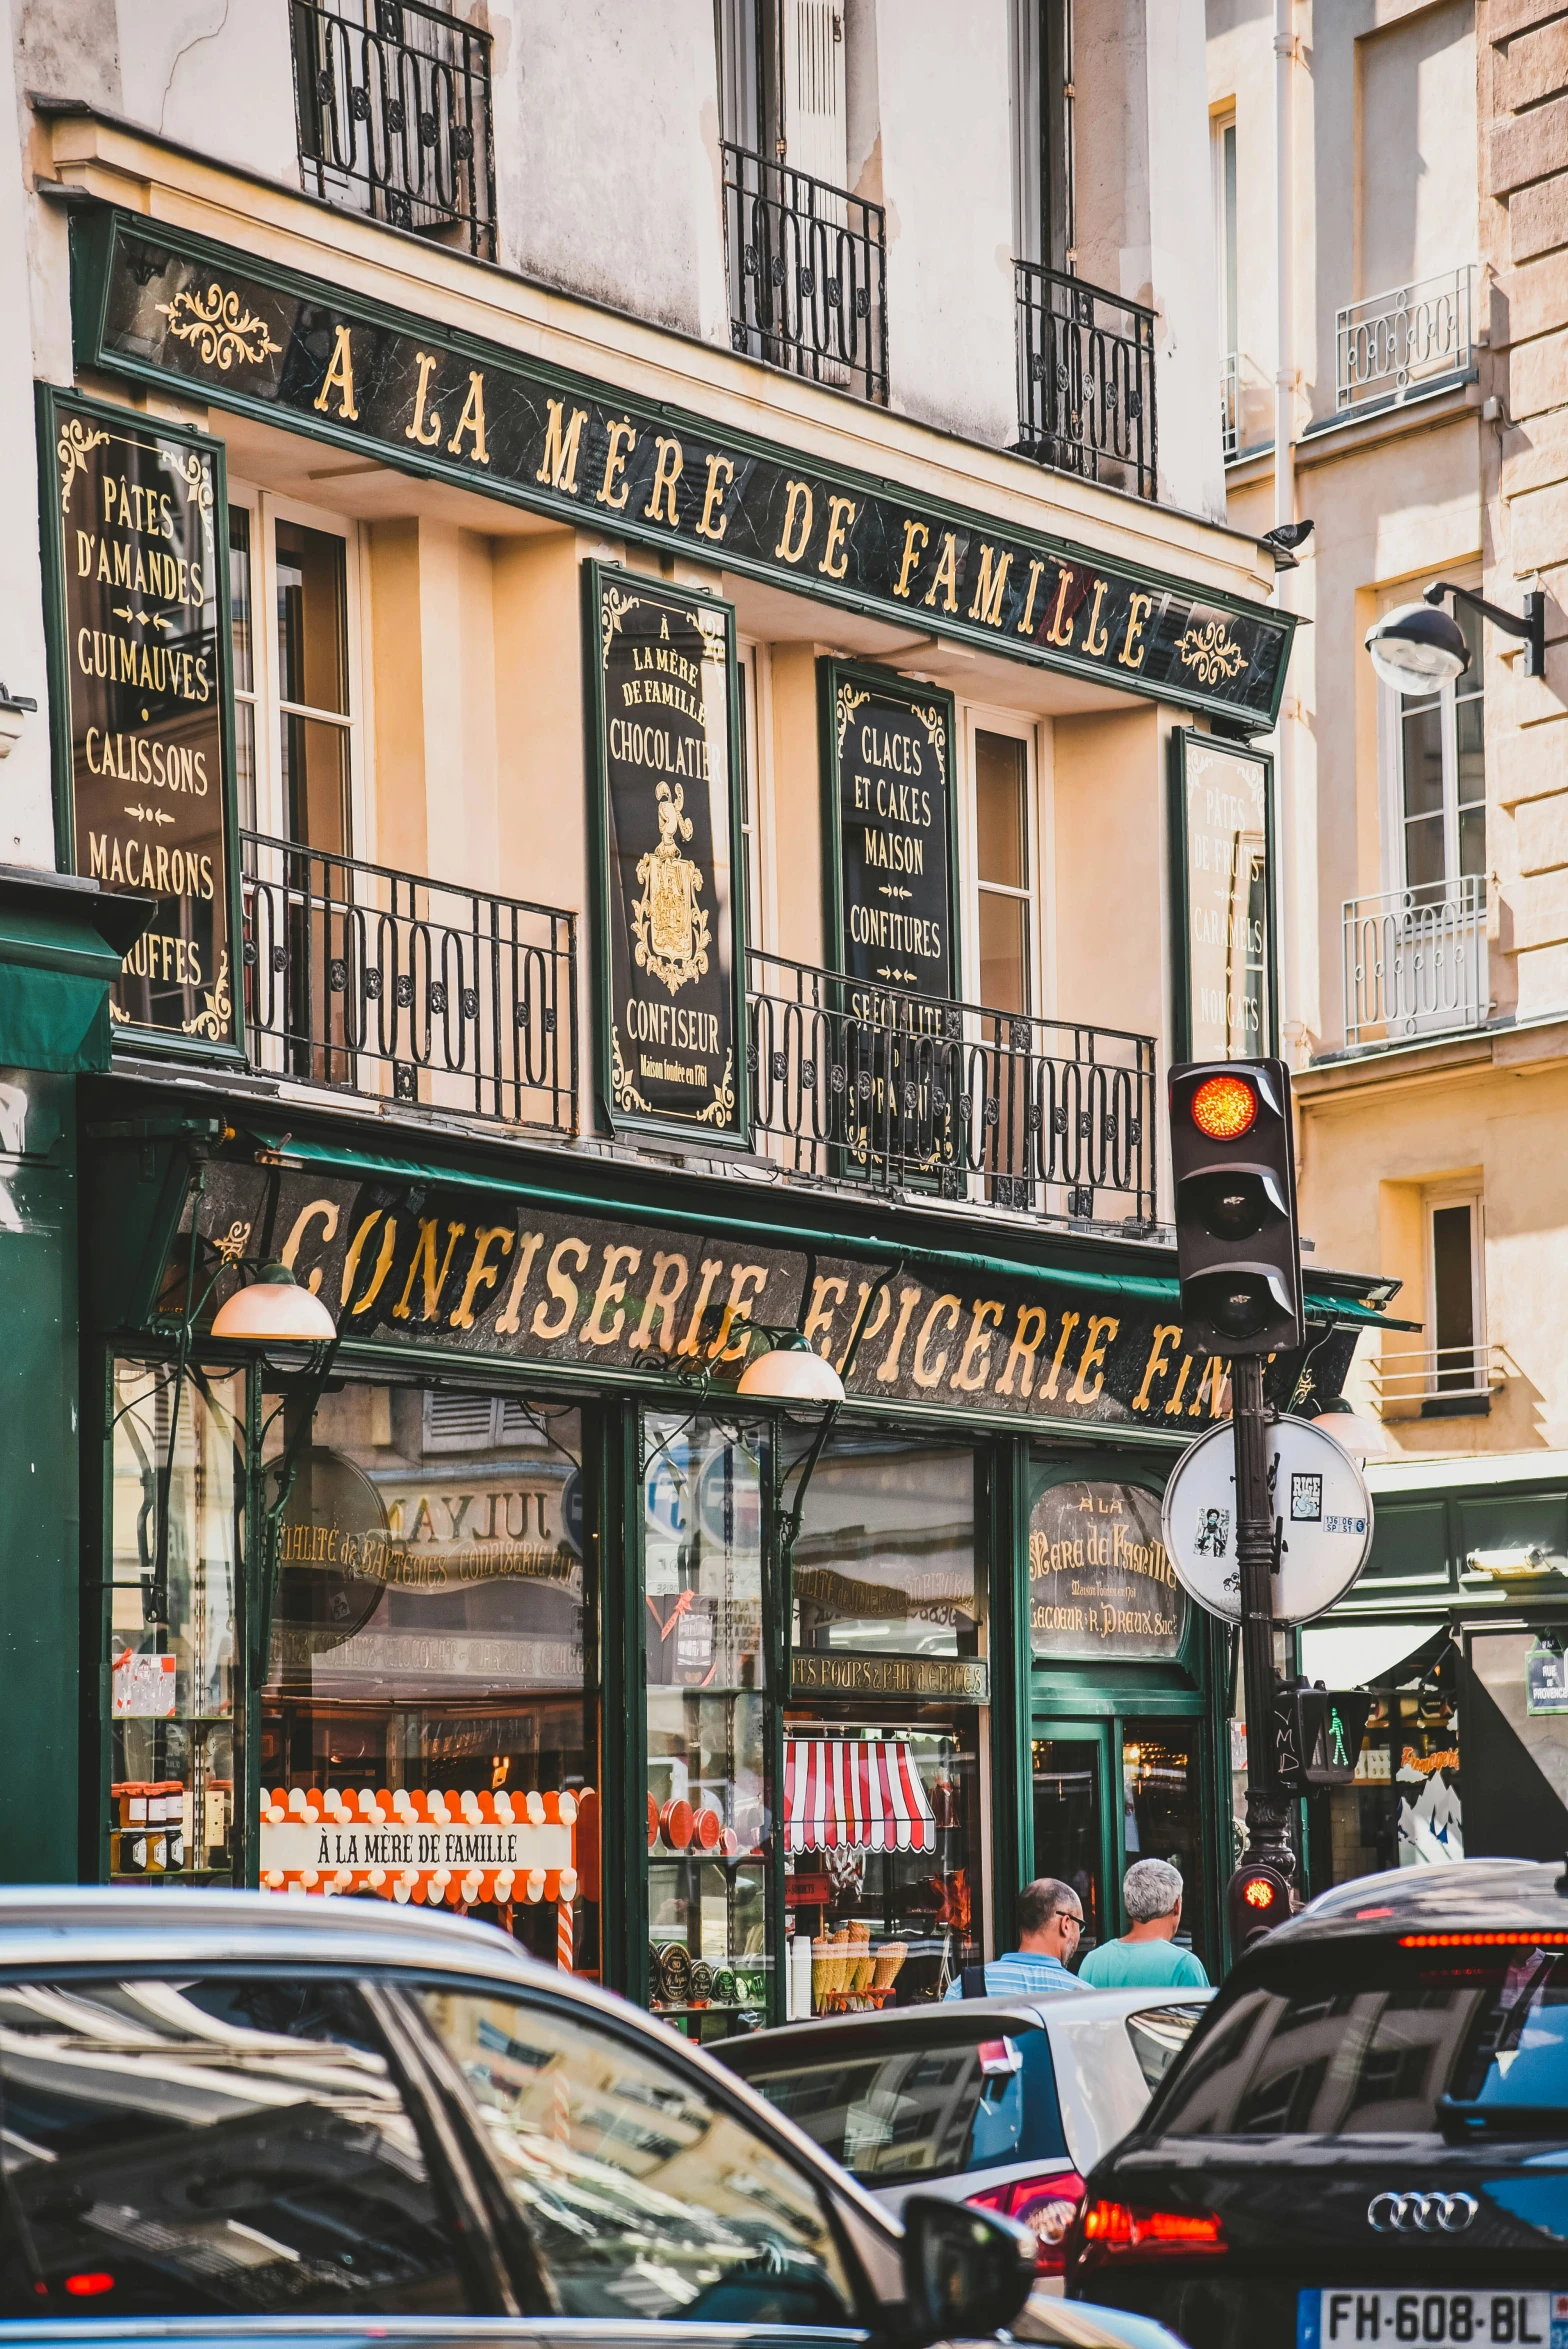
[
  {"xmin": 1335, "ymin": 264, "xmax": 1474, "ymax": 414},
  {"xmin": 240, "ymin": 830, "xmax": 577, "ymax": 1135},
  {"xmin": 290, "ymin": 0, "xmax": 496, "ymax": 259},
  {"xmin": 1014, "ymin": 259, "xmax": 1157, "ymax": 502},
  {"xmin": 747, "ymin": 951, "xmax": 1156, "ymax": 1229},
  {"xmin": 722, "ymin": 141, "xmax": 889, "ymax": 405}
]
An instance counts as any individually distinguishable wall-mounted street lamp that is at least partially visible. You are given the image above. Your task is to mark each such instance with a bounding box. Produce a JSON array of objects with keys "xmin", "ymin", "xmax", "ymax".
[
  {"xmin": 1366, "ymin": 579, "xmax": 1546, "ymax": 695},
  {"xmin": 736, "ymin": 1327, "xmax": 846, "ymax": 1406},
  {"xmin": 210, "ymin": 1258, "xmax": 337, "ymax": 1346},
  {"xmin": 0, "ymin": 684, "xmax": 39, "ymax": 760},
  {"xmin": 1309, "ymin": 1395, "xmax": 1391, "ymax": 1464}
]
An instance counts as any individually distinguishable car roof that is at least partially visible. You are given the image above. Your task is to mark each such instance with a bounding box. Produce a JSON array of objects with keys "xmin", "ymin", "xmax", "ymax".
[
  {"xmin": 715, "ymin": 1985, "xmax": 1211, "ymax": 2069},
  {"xmin": 1279, "ymin": 1856, "xmax": 1568, "ymax": 1944}
]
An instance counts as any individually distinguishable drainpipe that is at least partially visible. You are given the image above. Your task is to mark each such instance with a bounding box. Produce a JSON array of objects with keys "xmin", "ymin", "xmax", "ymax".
[{"xmin": 1273, "ymin": 0, "xmax": 1307, "ymax": 1058}]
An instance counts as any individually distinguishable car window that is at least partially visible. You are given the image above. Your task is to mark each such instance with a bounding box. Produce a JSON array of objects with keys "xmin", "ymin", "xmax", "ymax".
[
  {"xmin": 1146, "ymin": 1940, "xmax": 1568, "ymax": 2140},
  {"xmin": 726, "ymin": 2020, "xmax": 1067, "ymax": 2184},
  {"xmin": 414, "ymin": 1986, "xmax": 857, "ymax": 2327},
  {"xmin": 0, "ymin": 1973, "xmax": 471, "ymax": 2316},
  {"xmin": 1125, "ymin": 2003, "xmax": 1206, "ymax": 2094}
]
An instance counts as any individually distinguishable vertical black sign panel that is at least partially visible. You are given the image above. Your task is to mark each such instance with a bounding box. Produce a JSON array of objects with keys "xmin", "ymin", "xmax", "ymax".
[
  {"xmin": 589, "ymin": 567, "xmax": 745, "ymax": 1142},
  {"xmin": 43, "ymin": 392, "xmax": 235, "ymax": 1045},
  {"xmin": 1170, "ymin": 728, "xmax": 1276, "ymax": 1061},
  {"xmin": 823, "ymin": 663, "xmax": 958, "ymax": 1001}
]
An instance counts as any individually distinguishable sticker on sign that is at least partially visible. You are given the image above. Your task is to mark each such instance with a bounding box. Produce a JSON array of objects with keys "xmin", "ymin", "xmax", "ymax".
[{"xmin": 1161, "ymin": 1415, "xmax": 1374, "ymax": 1627}]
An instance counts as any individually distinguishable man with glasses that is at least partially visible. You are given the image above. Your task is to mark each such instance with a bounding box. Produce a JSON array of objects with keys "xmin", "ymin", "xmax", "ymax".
[{"xmin": 944, "ymin": 1876, "xmax": 1086, "ymax": 1999}]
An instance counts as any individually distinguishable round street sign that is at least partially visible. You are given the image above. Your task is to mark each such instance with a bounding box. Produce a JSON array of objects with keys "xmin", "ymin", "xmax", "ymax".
[{"xmin": 1160, "ymin": 1414, "xmax": 1375, "ymax": 1627}]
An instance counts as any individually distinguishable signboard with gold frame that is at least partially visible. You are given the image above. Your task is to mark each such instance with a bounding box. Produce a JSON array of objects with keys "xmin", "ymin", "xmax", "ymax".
[
  {"xmin": 37, "ymin": 385, "xmax": 242, "ymax": 1054},
  {"xmin": 585, "ymin": 563, "xmax": 748, "ymax": 1145}
]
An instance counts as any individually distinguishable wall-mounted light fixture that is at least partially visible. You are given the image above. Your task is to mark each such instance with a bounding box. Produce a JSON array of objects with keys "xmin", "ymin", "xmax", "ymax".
[
  {"xmin": 1366, "ymin": 579, "xmax": 1545, "ymax": 695},
  {"xmin": 0, "ymin": 685, "xmax": 39, "ymax": 760}
]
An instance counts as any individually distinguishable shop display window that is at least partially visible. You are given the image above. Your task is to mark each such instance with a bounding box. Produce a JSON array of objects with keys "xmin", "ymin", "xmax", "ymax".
[
  {"xmin": 108, "ymin": 1362, "xmax": 243, "ymax": 1882},
  {"xmin": 643, "ymin": 1412, "xmax": 771, "ymax": 2039},
  {"xmin": 782, "ymin": 1711, "xmax": 983, "ymax": 2010},
  {"xmin": 259, "ymin": 1383, "xmax": 598, "ymax": 1975},
  {"xmin": 1121, "ymin": 1719, "xmax": 1206, "ymax": 1954},
  {"xmin": 790, "ymin": 1432, "xmax": 984, "ymax": 1659},
  {"xmin": 1032, "ymin": 1736, "xmax": 1104, "ymax": 1951}
]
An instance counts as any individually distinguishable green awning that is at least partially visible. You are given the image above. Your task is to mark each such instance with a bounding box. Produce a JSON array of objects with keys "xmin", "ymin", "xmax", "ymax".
[
  {"xmin": 0, "ymin": 871, "xmax": 152, "ymax": 1075},
  {"xmin": 245, "ymin": 1124, "xmax": 1413, "ymax": 1332}
]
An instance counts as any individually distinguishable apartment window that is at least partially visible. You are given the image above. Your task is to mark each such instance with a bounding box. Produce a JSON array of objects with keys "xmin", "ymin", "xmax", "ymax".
[
  {"xmin": 1393, "ymin": 596, "xmax": 1485, "ymax": 894},
  {"xmin": 1214, "ymin": 110, "xmax": 1239, "ymax": 455},
  {"xmin": 1011, "ymin": 0, "xmax": 1075, "ymax": 271},
  {"xmin": 737, "ymin": 646, "xmax": 765, "ymax": 952},
  {"xmin": 975, "ymin": 729, "xmax": 1033, "ymax": 1014},
  {"xmin": 1428, "ymin": 1189, "xmax": 1484, "ymax": 1410},
  {"xmin": 227, "ymin": 497, "xmax": 360, "ymax": 857}
]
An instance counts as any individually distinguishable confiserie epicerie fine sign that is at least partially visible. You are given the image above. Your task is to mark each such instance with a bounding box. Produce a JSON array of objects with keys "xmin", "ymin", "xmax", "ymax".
[
  {"xmin": 75, "ymin": 211, "xmax": 1292, "ymax": 728},
  {"xmin": 184, "ymin": 1158, "xmax": 1343, "ymax": 1429}
]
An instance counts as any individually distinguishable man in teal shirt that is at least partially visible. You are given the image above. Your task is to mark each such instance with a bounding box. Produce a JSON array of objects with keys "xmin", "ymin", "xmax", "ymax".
[{"xmin": 1076, "ymin": 1859, "xmax": 1209, "ymax": 1989}]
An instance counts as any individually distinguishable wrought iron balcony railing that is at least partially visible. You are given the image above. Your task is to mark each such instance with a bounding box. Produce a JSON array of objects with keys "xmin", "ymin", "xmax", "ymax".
[
  {"xmin": 721, "ymin": 142, "xmax": 888, "ymax": 405},
  {"xmin": 1221, "ymin": 351, "xmax": 1240, "ymax": 460},
  {"xmin": 1342, "ymin": 874, "xmax": 1488, "ymax": 1050},
  {"xmin": 240, "ymin": 831, "xmax": 577, "ymax": 1134},
  {"xmin": 290, "ymin": 0, "xmax": 496, "ymax": 259},
  {"xmin": 1336, "ymin": 264, "xmax": 1474, "ymax": 414},
  {"xmin": 1015, "ymin": 260, "xmax": 1157, "ymax": 501},
  {"xmin": 748, "ymin": 952, "xmax": 1157, "ymax": 1227},
  {"xmin": 1368, "ymin": 1341, "xmax": 1508, "ymax": 1414}
]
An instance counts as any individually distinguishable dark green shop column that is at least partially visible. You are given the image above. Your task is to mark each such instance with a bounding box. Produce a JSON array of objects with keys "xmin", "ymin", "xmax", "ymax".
[{"xmin": 0, "ymin": 869, "xmax": 148, "ymax": 1883}]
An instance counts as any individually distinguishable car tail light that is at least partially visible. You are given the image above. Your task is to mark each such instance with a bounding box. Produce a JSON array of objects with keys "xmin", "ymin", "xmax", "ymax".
[
  {"xmin": 967, "ymin": 2167, "xmax": 1085, "ymax": 2274},
  {"xmin": 1074, "ymin": 2198, "xmax": 1226, "ymax": 2264},
  {"xmin": 62, "ymin": 2274, "xmax": 115, "ymax": 2298}
]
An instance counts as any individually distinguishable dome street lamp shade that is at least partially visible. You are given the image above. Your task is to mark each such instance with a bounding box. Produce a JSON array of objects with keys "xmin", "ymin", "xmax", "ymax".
[
  {"xmin": 210, "ymin": 1260, "xmax": 337, "ymax": 1345},
  {"xmin": 1365, "ymin": 601, "xmax": 1470, "ymax": 696},
  {"xmin": 1310, "ymin": 1399, "xmax": 1392, "ymax": 1463},
  {"xmin": 736, "ymin": 1334, "xmax": 845, "ymax": 1405}
]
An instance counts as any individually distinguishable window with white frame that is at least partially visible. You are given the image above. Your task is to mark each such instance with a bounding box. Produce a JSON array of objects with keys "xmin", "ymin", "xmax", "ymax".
[
  {"xmin": 1427, "ymin": 1185, "xmax": 1485, "ymax": 1408},
  {"xmin": 1213, "ymin": 109, "xmax": 1239, "ymax": 456},
  {"xmin": 226, "ymin": 492, "xmax": 361, "ymax": 859},
  {"xmin": 973, "ymin": 726, "xmax": 1035, "ymax": 1016},
  {"xmin": 1383, "ymin": 594, "xmax": 1486, "ymax": 898}
]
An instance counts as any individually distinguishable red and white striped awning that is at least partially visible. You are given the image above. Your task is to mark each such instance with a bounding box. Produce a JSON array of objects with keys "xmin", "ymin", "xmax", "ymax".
[{"xmin": 784, "ymin": 1738, "xmax": 936, "ymax": 1855}]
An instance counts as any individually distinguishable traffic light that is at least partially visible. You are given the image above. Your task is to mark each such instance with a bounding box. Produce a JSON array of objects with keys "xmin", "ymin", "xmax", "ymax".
[
  {"xmin": 1275, "ymin": 1685, "xmax": 1375, "ymax": 1791},
  {"xmin": 1168, "ymin": 1060, "xmax": 1304, "ymax": 1357},
  {"xmin": 1226, "ymin": 1858, "xmax": 1293, "ymax": 1955}
]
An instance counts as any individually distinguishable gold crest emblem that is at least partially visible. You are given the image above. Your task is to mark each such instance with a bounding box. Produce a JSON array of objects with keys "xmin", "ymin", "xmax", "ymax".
[{"xmin": 632, "ymin": 780, "xmax": 711, "ymax": 994}]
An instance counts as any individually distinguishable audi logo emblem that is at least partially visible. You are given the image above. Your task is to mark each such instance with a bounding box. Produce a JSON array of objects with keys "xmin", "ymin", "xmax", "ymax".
[{"xmin": 1368, "ymin": 2191, "xmax": 1479, "ymax": 2234}]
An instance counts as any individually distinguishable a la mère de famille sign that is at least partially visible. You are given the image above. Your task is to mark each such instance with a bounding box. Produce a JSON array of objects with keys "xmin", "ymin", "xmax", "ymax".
[{"xmin": 74, "ymin": 209, "xmax": 1293, "ymax": 728}]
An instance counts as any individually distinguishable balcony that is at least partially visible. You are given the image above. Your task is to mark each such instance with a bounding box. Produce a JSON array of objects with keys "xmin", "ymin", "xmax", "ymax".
[
  {"xmin": 1368, "ymin": 1341, "xmax": 1508, "ymax": 1417},
  {"xmin": 1335, "ymin": 264, "xmax": 1474, "ymax": 416},
  {"xmin": 1015, "ymin": 261, "xmax": 1157, "ymax": 502},
  {"xmin": 239, "ymin": 832, "xmax": 577, "ymax": 1135},
  {"xmin": 748, "ymin": 952, "xmax": 1158, "ymax": 1229},
  {"xmin": 289, "ymin": 0, "xmax": 496, "ymax": 259},
  {"xmin": 721, "ymin": 142, "xmax": 888, "ymax": 405},
  {"xmin": 1342, "ymin": 876, "xmax": 1488, "ymax": 1051},
  {"xmin": 1221, "ymin": 351, "xmax": 1240, "ymax": 461}
]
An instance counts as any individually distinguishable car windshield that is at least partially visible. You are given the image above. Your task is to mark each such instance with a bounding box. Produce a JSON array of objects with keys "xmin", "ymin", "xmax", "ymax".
[
  {"xmin": 1147, "ymin": 1937, "xmax": 1568, "ymax": 2141},
  {"xmin": 725, "ymin": 2017, "xmax": 1067, "ymax": 2183}
]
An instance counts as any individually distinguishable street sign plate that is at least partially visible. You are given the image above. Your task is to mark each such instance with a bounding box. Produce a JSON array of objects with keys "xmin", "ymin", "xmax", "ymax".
[{"xmin": 1161, "ymin": 1414, "xmax": 1374, "ymax": 1627}]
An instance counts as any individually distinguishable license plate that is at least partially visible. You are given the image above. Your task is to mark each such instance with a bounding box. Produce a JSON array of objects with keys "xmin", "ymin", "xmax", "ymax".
[{"xmin": 1300, "ymin": 2294, "xmax": 1568, "ymax": 2349}]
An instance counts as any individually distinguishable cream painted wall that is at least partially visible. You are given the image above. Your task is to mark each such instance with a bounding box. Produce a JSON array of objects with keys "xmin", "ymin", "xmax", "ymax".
[
  {"xmin": 1300, "ymin": 1054, "xmax": 1568, "ymax": 1455},
  {"xmin": 114, "ymin": 1, "xmax": 297, "ymax": 186},
  {"xmin": 1356, "ymin": 0, "xmax": 1478, "ymax": 305},
  {"xmin": 1050, "ymin": 703, "xmax": 1169, "ymax": 1047}
]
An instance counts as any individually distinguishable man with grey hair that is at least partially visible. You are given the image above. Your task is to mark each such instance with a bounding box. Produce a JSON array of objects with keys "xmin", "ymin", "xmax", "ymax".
[{"xmin": 1076, "ymin": 1858, "xmax": 1209, "ymax": 1988}]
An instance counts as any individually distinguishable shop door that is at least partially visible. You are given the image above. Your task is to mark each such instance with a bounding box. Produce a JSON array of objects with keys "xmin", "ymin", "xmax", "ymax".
[
  {"xmin": 1033, "ymin": 1715, "xmax": 1212, "ymax": 1971},
  {"xmin": 1032, "ymin": 1723, "xmax": 1114, "ymax": 1961}
]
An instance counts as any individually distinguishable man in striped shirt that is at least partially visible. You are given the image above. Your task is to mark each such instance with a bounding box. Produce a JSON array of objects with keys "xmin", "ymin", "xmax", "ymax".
[{"xmin": 944, "ymin": 1876, "xmax": 1086, "ymax": 1999}]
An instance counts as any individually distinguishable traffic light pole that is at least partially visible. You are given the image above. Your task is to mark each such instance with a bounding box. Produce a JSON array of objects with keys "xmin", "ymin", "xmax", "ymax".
[{"xmin": 1233, "ymin": 1353, "xmax": 1295, "ymax": 1875}]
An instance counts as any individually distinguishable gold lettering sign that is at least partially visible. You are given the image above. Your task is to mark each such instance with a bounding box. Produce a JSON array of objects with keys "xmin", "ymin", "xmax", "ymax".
[{"xmin": 791, "ymin": 1653, "xmax": 990, "ymax": 1701}]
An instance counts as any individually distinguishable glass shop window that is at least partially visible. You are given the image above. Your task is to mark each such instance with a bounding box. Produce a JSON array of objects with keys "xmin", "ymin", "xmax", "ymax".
[
  {"xmin": 108, "ymin": 1362, "xmax": 244, "ymax": 1883},
  {"xmin": 790, "ymin": 1430, "xmax": 984, "ymax": 1659},
  {"xmin": 643, "ymin": 1411, "xmax": 772, "ymax": 2041},
  {"xmin": 784, "ymin": 1430, "xmax": 984, "ymax": 2011},
  {"xmin": 1120, "ymin": 1718, "xmax": 1206, "ymax": 1958},
  {"xmin": 259, "ymin": 1384, "xmax": 598, "ymax": 1978}
]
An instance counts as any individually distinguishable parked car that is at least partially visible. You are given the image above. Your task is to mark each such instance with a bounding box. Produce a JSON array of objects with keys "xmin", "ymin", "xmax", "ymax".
[
  {"xmin": 714, "ymin": 1988, "xmax": 1211, "ymax": 2283},
  {"xmin": 0, "ymin": 1885, "xmax": 1044, "ymax": 2342},
  {"xmin": 1063, "ymin": 1858, "xmax": 1568, "ymax": 2349}
]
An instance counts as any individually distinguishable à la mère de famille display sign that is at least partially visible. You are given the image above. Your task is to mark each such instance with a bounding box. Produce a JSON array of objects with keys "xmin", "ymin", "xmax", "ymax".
[
  {"xmin": 74, "ymin": 209, "xmax": 1293, "ymax": 728},
  {"xmin": 180, "ymin": 1155, "xmax": 1351, "ymax": 1433}
]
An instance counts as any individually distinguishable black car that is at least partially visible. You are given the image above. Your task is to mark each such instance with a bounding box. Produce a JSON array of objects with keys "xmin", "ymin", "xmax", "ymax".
[{"xmin": 1064, "ymin": 1858, "xmax": 1568, "ymax": 2349}]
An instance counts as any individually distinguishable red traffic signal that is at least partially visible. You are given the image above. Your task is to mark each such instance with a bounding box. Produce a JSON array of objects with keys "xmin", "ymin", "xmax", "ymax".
[
  {"xmin": 1226, "ymin": 1857, "xmax": 1293, "ymax": 1955},
  {"xmin": 1169, "ymin": 1060, "xmax": 1304, "ymax": 1357}
]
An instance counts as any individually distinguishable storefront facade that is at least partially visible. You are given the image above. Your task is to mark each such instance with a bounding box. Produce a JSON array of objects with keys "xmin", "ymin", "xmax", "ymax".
[{"xmin": 4, "ymin": 58, "xmax": 1394, "ymax": 2020}]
